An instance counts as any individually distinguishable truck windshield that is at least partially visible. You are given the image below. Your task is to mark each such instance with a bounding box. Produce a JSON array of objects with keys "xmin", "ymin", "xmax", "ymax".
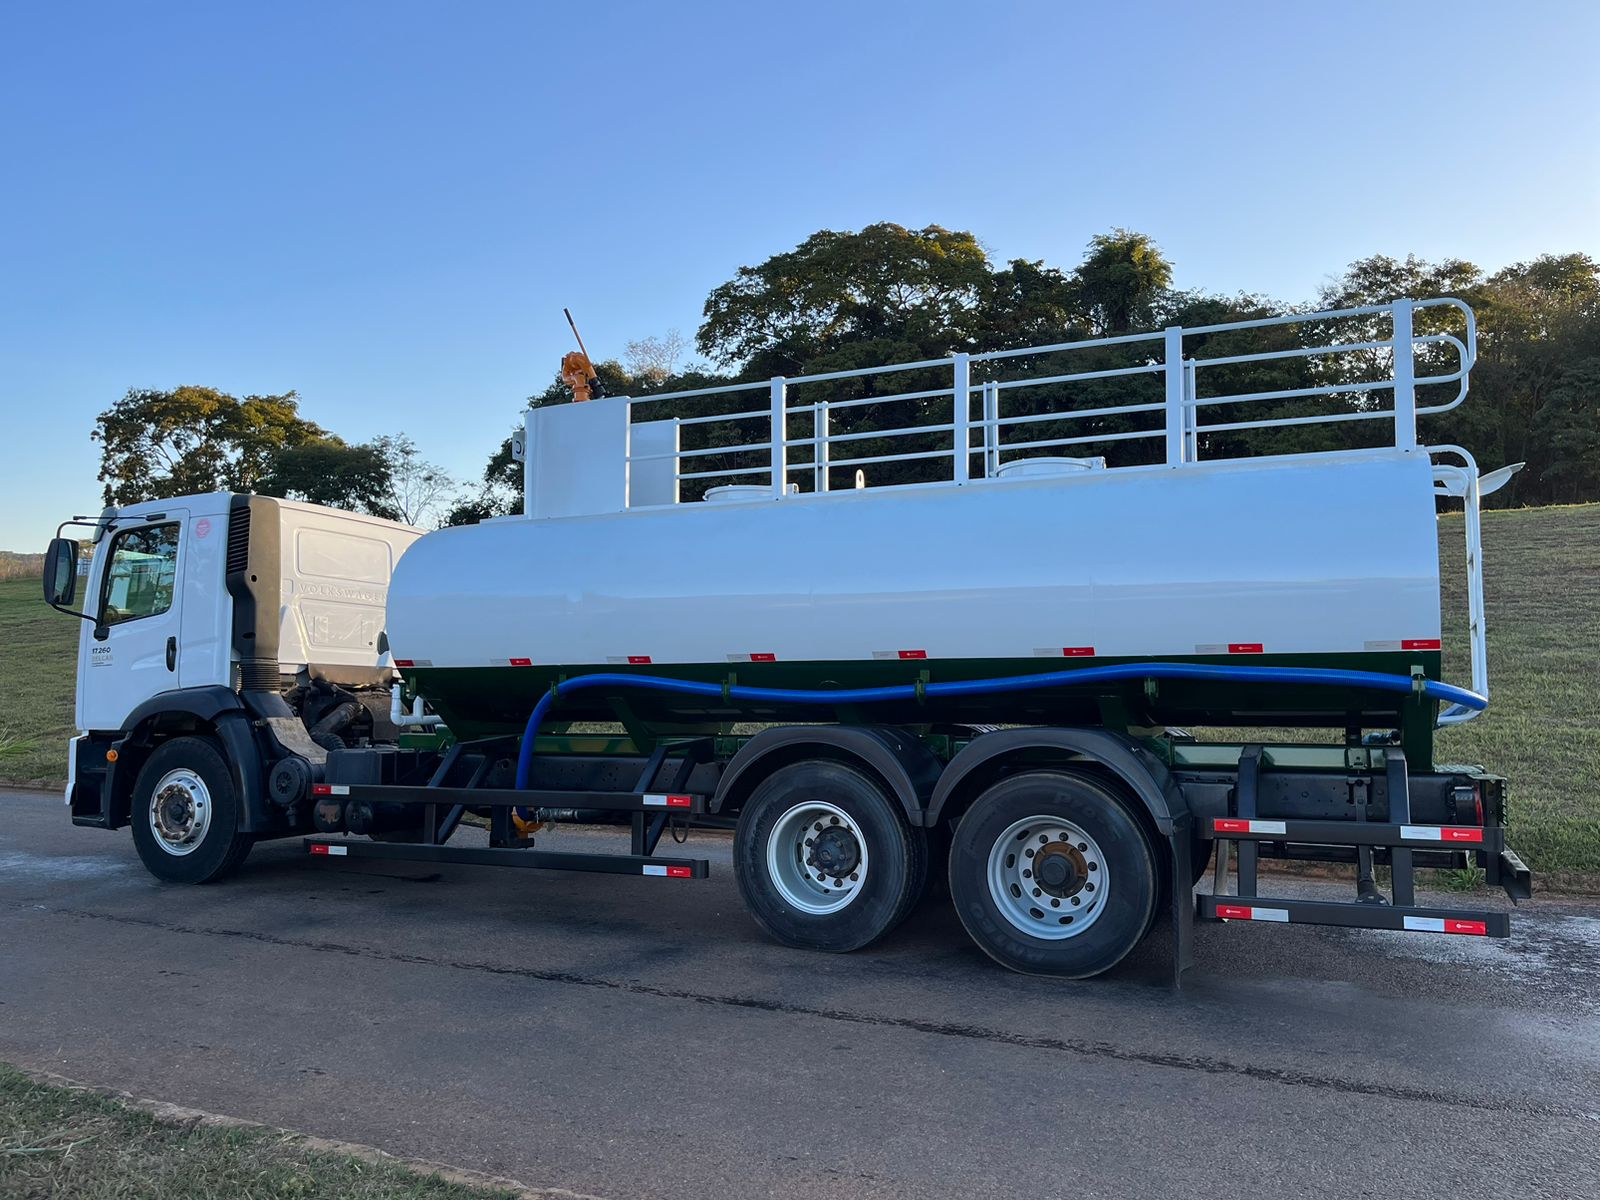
[{"xmin": 100, "ymin": 523, "xmax": 179, "ymax": 626}]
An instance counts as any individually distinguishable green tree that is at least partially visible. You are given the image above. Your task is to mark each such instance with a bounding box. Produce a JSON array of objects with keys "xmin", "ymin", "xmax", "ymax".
[
  {"xmin": 258, "ymin": 440, "xmax": 398, "ymax": 517},
  {"xmin": 1463, "ymin": 254, "xmax": 1600, "ymax": 505},
  {"xmin": 1070, "ymin": 229, "xmax": 1175, "ymax": 334},
  {"xmin": 697, "ymin": 223, "xmax": 993, "ymax": 375},
  {"xmin": 93, "ymin": 386, "xmax": 331, "ymax": 506}
]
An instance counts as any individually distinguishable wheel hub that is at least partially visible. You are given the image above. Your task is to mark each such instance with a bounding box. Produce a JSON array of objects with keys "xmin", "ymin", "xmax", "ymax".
[
  {"xmin": 148, "ymin": 769, "xmax": 212, "ymax": 856},
  {"xmin": 766, "ymin": 801, "xmax": 871, "ymax": 915},
  {"xmin": 986, "ymin": 816, "xmax": 1107, "ymax": 940},
  {"xmin": 1033, "ymin": 842, "xmax": 1085, "ymax": 896},
  {"xmin": 807, "ymin": 826, "xmax": 860, "ymax": 878}
]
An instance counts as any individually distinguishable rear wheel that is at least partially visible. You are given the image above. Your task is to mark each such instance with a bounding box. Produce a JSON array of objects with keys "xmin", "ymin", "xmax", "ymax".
[
  {"xmin": 130, "ymin": 737, "xmax": 254, "ymax": 884},
  {"xmin": 948, "ymin": 770, "xmax": 1156, "ymax": 977},
  {"xmin": 734, "ymin": 761, "xmax": 925, "ymax": 953}
]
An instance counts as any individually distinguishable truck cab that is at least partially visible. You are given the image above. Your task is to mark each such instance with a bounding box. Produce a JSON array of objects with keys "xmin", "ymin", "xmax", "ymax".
[{"xmin": 44, "ymin": 493, "xmax": 420, "ymax": 881}]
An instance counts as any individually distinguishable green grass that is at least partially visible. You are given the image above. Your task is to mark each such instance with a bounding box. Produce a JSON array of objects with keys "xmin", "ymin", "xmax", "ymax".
[
  {"xmin": 0, "ymin": 577, "xmax": 78, "ymax": 788},
  {"xmin": 2, "ymin": 503, "xmax": 1597, "ymax": 876},
  {"xmin": 0, "ymin": 1063, "xmax": 519, "ymax": 1199},
  {"xmin": 1435, "ymin": 503, "xmax": 1600, "ymax": 882}
]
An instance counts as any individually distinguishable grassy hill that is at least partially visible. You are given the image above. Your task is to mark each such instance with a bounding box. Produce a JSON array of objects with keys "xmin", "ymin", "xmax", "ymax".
[
  {"xmin": 0, "ymin": 574, "xmax": 77, "ymax": 787},
  {"xmin": 2, "ymin": 503, "xmax": 1596, "ymax": 878}
]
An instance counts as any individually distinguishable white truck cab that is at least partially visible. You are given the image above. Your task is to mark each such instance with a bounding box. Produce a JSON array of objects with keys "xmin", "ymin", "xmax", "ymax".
[{"xmin": 43, "ymin": 493, "xmax": 420, "ymax": 881}]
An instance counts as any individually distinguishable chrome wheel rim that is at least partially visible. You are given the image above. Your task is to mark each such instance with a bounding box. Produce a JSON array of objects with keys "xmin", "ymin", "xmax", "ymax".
[
  {"xmin": 149, "ymin": 768, "xmax": 212, "ymax": 856},
  {"xmin": 766, "ymin": 801, "xmax": 869, "ymax": 915},
  {"xmin": 987, "ymin": 815, "xmax": 1107, "ymax": 939}
]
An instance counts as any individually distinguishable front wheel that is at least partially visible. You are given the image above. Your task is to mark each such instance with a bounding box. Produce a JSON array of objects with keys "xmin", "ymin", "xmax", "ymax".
[
  {"xmin": 948, "ymin": 770, "xmax": 1156, "ymax": 978},
  {"xmin": 129, "ymin": 736, "xmax": 254, "ymax": 884},
  {"xmin": 734, "ymin": 761, "xmax": 926, "ymax": 953}
]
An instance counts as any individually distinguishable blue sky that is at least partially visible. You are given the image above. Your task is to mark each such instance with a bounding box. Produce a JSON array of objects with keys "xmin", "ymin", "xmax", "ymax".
[{"xmin": 1, "ymin": 0, "xmax": 1595, "ymax": 549}]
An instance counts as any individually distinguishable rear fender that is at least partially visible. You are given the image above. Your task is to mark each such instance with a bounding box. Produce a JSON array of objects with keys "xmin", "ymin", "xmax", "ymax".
[{"xmin": 713, "ymin": 725, "xmax": 943, "ymax": 826}]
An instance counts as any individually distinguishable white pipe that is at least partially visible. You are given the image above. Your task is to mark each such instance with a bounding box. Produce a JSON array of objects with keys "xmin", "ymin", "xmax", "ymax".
[{"xmin": 390, "ymin": 683, "xmax": 444, "ymax": 729}]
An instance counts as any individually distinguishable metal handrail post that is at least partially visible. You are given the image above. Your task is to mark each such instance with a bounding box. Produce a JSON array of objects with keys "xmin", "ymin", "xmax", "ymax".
[
  {"xmin": 770, "ymin": 376, "xmax": 788, "ymax": 498},
  {"xmin": 982, "ymin": 381, "xmax": 999, "ymax": 477},
  {"xmin": 1164, "ymin": 327, "xmax": 1186, "ymax": 465},
  {"xmin": 1392, "ymin": 300, "xmax": 1416, "ymax": 448},
  {"xmin": 1184, "ymin": 359, "xmax": 1199, "ymax": 463},
  {"xmin": 814, "ymin": 401, "xmax": 830, "ymax": 493},
  {"xmin": 952, "ymin": 353, "xmax": 971, "ymax": 484}
]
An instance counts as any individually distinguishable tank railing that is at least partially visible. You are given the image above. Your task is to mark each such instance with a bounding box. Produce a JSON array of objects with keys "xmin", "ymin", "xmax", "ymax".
[
  {"xmin": 622, "ymin": 297, "xmax": 1477, "ymax": 503},
  {"xmin": 1429, "ymin": 444, "xmax": 1489, "ymax": 727}
]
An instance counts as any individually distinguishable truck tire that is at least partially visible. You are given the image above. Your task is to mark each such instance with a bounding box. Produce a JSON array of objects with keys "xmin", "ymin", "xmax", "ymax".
[
  {"xmin": 948, "ymin": 770, "xmax": 1156, "ymax": 978},
  {"xmin": 734, "ymin": 761, "xmax": 926, "ymax": 953},
  {"xmin": 129, "ymin": 737, "xmax": 255, "ymax": 884}
]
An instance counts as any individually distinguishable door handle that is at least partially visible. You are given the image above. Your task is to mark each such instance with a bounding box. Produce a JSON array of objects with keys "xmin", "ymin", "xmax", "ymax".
[{"xmin": 166, "ymin": 636, "xmax": 177, "ymax": 672}]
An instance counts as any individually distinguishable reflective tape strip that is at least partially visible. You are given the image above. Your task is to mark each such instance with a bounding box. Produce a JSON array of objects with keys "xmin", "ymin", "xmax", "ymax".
[
  {"xmin": 1062, "ymin": 646, "xmax": 1095, "ymax": 657},
  {"xmin": 1402, "ymin": 638, "xmax": 1442, "ymax": 651},
  {"xmin": 1228, "ymin": 643, "xmax": 1264, "ymax": 654},
  {"xmin": 898, "ymin": 649, "xmax": 928, "ymax": 659},
  {"xmin": 309, "ymin": 844, "xmax": 348, "ymax": 857},
  {"xmin": 327, "ymin": 785, "xmax": 349, "ymax": 796},
  {"xmin": 726, "ymin": 652, "xmax": 777, "ymax": 662},
  {"xmin": 1400, "ymin": 824, "xmax": 1484, "ymax": 843},
  {"xmin": 628, "ymin": 655, "xmax": 653, "ymax": 665},
  {"xmin": 1215, "ymin": 904, "xmax": 1289, "ymax": 922},
  {"xmin": 509, "ymin": 658, "xmax": 533, "ymax": 667},
  {"xmin": 393, "ymin": 659, "xmax": 415, "ymax": 668},
  {"xmin": 1213, "ymin": 818, "xmax": 1287, "ymax": 835},
  {"xmin": 642, "ymin": 794, "xmax": 694, "ymax": 808},
  {"xmin": 1403, "ymin": 916, "xmax": 1488, "ymax": 935},
  {"xmin": 642, "ymin": 864, "xmax": 693, "ymax": 878}
]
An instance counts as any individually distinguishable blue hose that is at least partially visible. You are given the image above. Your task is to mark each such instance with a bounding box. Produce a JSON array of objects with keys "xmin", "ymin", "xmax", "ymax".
[{"xmin": 513, "ymin": 663, "xmax": 1488, "ymax": 790}]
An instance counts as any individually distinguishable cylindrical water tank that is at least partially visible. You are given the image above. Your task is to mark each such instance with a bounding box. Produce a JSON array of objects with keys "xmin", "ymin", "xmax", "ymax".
[{"xmin": 386, "ymin": 449, "xmax": 1443, "ymax": 737}]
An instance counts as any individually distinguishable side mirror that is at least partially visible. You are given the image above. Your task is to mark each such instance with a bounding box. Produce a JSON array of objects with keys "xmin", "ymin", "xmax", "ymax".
[{"xmin": 44, "ymin": 537, "xmax": 79, "ymax": 608}]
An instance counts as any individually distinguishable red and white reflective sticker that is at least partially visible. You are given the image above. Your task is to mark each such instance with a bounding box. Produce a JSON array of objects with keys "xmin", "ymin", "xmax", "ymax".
[
  {"xmin": 1402, "ymin": 638, "xmax": 1442, "ymax": 651},
  {"xmin": 628, "ymin": 655, "xmax": 652, "ymax": 665},
  {"xmin": 726, "ymin": 652, "xmax": 778, "ymax": 663},
  {"xmin": 898, "ymin": 649, "xmax": 928, "ymax": 660},
  {"xmin": 309, "ymin": 844, "xmax": 348, "ymax": 857},
  {"xmin": 393, "ymin": 658, "xmax": 415, "ymax": 668},
  {"xmin": 1400, "ymin": 824, "xmax": 1484, "ymax": 843},
  {"xmin": 311, "ymin": 784, "xmax": 349, "ymax": 797},
  {"xmin": 1228, "ymin": 643, "xmax": 1264, "ymax": 654},
  {"xmin": 1061, "ymin": 646, "xmax": 1095, "ymax": 657},
  {"xmin": 642, "ymin": 793, "xmax": 694, "ymax": 809},
  {"xmin": 509, "ymin": 658, "xmax": 533, "ymax": 667},
  {"xmin": 1403, "ymin": 916, "xmax": 1488, "ymax": 935},
  {"xmin": 1214, "ymin": 904, "xmax": 1289, "ymax": 922},
  {"xmin": 1214, "ymin": 818, "xmax": 1287, "ymax": 835},
  {"xmin": 641, "ymin": 864, "xmax": 693, "ymax": 878}
]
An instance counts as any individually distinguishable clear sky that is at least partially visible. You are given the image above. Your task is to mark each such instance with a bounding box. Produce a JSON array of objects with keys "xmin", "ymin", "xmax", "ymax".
[{"xmin": 1, "ymin": 0, "xmax": 1595, "ymax": 549}]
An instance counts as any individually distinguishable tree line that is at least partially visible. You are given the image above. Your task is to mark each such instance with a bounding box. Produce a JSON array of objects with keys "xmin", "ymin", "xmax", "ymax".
[
  {"xmin": 92, "ymin": 387, "xmax": 456, "ymax": 526},
  {"xmin": 94, "ymin": 225, "xmax": 1598, "ymax": 524}
]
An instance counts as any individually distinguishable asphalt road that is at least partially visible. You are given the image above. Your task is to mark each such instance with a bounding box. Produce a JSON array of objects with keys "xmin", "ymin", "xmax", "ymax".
[{"xmin": 3, "ymin": 787, "xmax": 1598, "ymax": 1199}]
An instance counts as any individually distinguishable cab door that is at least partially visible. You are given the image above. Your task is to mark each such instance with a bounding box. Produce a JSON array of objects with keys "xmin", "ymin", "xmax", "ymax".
[{"xmin": 77, "ymin": 514, "xmax": 187, "ymax": 732}]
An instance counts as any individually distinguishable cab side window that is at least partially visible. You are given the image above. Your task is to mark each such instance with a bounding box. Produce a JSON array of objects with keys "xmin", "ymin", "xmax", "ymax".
[{"xmin": 99, "ymin": 523, "xmax": 180, "ymax": 627}]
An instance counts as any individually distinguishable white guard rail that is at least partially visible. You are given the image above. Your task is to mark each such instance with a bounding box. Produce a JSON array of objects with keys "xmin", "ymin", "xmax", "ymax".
[
  {"xmin": 620, "ymin": 296, "xmax": 1485, "ymax": 723},
  {"xmin": 625, "ymin": 296, "xmax": 1476, "ymax": 496}
]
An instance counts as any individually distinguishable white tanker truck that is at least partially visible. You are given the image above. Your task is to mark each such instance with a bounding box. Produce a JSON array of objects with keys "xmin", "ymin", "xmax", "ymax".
[{"xmin": 43, "ymin": 297, "xmax": 1531, "ymax": 979}]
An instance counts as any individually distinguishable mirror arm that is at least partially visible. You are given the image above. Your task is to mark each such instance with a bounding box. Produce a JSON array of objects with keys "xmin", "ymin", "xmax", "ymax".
[{"xmin": 48, "ymin": 600, "xmax": 99, "ymax": 626}]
